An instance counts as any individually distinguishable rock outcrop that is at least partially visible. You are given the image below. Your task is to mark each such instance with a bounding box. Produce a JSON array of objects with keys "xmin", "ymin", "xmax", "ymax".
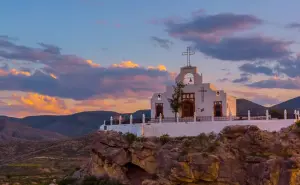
[{"xmin": 81, "ymin": 124, "xmax": 300, "ymax": 185}]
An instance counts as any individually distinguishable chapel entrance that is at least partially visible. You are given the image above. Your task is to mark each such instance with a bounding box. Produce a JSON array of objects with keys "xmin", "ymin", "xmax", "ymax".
[
  {"xmin": 181, "ymin": 93, "xmax": 195, "ymax": 117},
  {"xmin": 155, "ymin": 103, "xmax": 164, "ymax": 118},
  {"xmin": 214, "ymin": 101, "xmax": 223, "ymax": 117}
]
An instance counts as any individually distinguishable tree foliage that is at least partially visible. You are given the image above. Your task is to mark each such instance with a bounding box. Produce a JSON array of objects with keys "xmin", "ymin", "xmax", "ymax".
[{"xmin": 168, "ymin": 81, "xmax": 185, "ymax": 117}]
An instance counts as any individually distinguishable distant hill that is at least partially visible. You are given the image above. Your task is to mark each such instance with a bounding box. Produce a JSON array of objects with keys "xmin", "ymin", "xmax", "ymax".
[
  {"xmin": 271, "ymin": 96, "xmax": 300, "ymax": 110},
  {"xmin": 236, "ymin": 98, "xmax": 267, "ymax": 116},
  {"xmin": 0, "ymin": 119, "xmax": 67, "ymax": 142},
  {"xmin": 1, "ymin": 96, "xmax": 300, "ymax": 138},
  {"xmin": 0, "ymin": 110, "xmax": 151, "ymax": 137},
  {"xmin": 270, "ymin": 96, "xmax": 300, "ymax": 118}
]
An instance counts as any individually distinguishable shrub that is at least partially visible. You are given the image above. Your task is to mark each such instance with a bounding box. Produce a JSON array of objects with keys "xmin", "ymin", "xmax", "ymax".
[
  {"xmin": 295, "ymin": 120, "xmax": 300, "ymax": 127},
  {"xmin": 123, "ymin": 132, "xmax": 137, "ymax": 144},
  {"xmin": 81, "ymin": 176, "xmax": 123, "ymax": 185},
  {"xmin": 159, "ymin": 134, "xmax": 170, "ymax": 145},
  {"xmin": 58, "ymin": 177, "xmax": 77, "ymax": 185}
]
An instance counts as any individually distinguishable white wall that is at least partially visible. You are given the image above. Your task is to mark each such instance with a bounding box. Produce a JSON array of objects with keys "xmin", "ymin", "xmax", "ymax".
[{"xmin": 100, "ymin": 119, "xmax": 295, "ymax": 137}]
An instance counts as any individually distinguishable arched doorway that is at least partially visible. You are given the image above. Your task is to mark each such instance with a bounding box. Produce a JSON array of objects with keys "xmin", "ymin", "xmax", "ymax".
[
  {"xmin": 181, "ymin": 93, "xmax": 195, "ymax": 118},
  {"xmin": 182, "ymin": 100, "xmax": 194, "ymax": 117},
  {"xmin": 155, "ymin": 103, "xmax": 164, "ymax": 118},
  {"xmin": 214, "ymin": 101, "xmax": 223, "ymax": 117}
]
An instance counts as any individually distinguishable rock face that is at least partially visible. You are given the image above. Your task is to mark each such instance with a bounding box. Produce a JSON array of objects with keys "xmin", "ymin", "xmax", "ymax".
[{"xmin": 84, "ymin": 124, "xmax": 300, "ymax": 185}]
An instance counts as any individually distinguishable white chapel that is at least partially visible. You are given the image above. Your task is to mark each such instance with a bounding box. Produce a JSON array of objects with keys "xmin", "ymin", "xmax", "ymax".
[{"xmin": 150, "ymin": 47, "xmax": 237, "ymax": 119}]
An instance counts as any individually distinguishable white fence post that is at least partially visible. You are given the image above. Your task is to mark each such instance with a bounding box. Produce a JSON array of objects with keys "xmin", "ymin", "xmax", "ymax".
[
  {"xmin": 176, "ymin": 112, "xmax": 179, "ymax": 123},
  {"xmin": 248, "ymin": 110, "xmax": 250, "ymax": 120},
  {"xmin": 142, "ymin": 114, "xmax": 145, "ymax": 123},
  {"xmin": 284, "ymin": 109, "xmax": 287, "ymax": 120},
  {"xmin": 298, "ymin": 111, "xmax": 300, "ymax": 120},
  {"xmin": 212, "ymin": 112, "xmax": 214, "ymax": 122},
  {"xmin": 159, "ymin": 113, "xmax": 162, "ymax": 123},
  {"xmin": 141, "ymin": 124, "xmax": 144, "ymax": 137},
  {"xmin": 194, "ymin": 112, "xmax": 196, "ymax": 123},
  {"xmin": 130, "ymin": 114, "xmax": 133, "ymax": 124},
  {"xmin": 266, "ymin": 110, "xmax": 269, "ymax": 120},
  {"xmin": 110, "ymin": 116, "xmax": 113, "ymax": 125},
  {"xmin": 294, "ymin": 110, "xmax": 297, "ymax": 120},
  {"xmin": 119, "ymin": 115, "xmax": 122, "ymax": 124}
]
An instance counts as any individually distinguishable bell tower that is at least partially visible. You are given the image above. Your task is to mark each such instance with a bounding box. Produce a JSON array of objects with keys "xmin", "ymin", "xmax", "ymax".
[{"xmin": 175, "ymin": 47, "xmax": 203, "ymax": 85}]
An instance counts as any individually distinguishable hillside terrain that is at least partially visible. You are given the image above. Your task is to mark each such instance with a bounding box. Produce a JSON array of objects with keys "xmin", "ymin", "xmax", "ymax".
[
  {"xmin": 236, "ymin": 98, "xmax": 267, "ymax": 116},
  {"xmin": 0, "ymin": 110, "xmax": 151, "ymax": 137},
  {"xmin": 0, "ymin": 132, "xmax": 96, "ymax": 185},
  {"xmin": 75, "ymin": 125, "xmax": 300, "ymax": 185},
  {"xmin": 0, "ymin": 119, "xmax": 67, "ymax": 142}
]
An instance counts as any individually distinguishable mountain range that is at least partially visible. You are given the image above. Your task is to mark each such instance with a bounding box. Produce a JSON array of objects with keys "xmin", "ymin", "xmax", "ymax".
[{"xmin": 0, "ymin": 97, "xmax": 299, "ymax": 140}]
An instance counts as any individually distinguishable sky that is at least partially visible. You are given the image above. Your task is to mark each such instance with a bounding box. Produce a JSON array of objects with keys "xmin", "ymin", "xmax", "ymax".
[{"xmin": 1, "ymin": 0, "xmax": 300, "ymax": 117}]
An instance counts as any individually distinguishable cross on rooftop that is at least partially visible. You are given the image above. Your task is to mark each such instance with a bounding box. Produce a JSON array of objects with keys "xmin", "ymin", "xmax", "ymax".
[{"xmin": 182, "ymin": 47, "xmax": 195, "ymax": 67}]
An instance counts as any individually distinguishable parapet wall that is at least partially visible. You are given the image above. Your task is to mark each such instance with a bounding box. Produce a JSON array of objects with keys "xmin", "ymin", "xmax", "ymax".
[{"xmin": 100, "ymin": 119, "xmax": 295, "ymax": 137}]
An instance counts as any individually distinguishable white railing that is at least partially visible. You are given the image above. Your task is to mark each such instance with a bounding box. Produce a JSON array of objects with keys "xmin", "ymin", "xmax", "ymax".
[{"xmin": 99, "ymin": 109, "xmax": 300, "ymax": 137}]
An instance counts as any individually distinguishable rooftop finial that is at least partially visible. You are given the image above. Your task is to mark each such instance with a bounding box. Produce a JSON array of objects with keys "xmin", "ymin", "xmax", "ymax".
[{"xmin": 182, "ymin": 47, "xmax": 195, "ymax": 67}]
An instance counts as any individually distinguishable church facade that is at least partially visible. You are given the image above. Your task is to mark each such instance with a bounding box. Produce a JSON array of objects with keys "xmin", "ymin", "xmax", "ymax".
[{"xmin": 150, "ymin": 48, "xmax": 236, "ymax": 119}]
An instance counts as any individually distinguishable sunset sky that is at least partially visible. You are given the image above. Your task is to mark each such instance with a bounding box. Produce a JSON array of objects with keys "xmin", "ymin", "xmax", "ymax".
[{"xmin": 1, "ymin": 0, "xmax": 300, "ymax": 117}]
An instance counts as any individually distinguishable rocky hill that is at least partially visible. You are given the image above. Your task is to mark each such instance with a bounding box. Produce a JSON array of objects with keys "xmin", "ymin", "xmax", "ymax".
[
  {"xmin": 76, "ymin": 125, "xmax": 300, "ymax": 185},
  {"xmin": 0, "ymin": 118, "xmax": 67, "ymax": 142}
]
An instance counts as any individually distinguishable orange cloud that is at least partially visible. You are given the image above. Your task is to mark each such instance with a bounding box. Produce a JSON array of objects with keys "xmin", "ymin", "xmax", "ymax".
[
  {"xmin": 50, "ymin": 73, "xmax": 58, "ymax": 79},
  {"xmin": 0, "ymin": 68, "xmax": 31, "ymax": 77},
  {"xmin": 112, "ymin": 61, "xmax": 139, "ymax": 68},
  {"xmin": 12, "ymin": 93, "xmax": 81, "ymax": 115},
  {"xmin": 147, "ymin": 64, "xmax": 167, "ymax": 71},
  {"xmin": 85, "ymin": 59, "xmax": 100, "ymax": 68}
]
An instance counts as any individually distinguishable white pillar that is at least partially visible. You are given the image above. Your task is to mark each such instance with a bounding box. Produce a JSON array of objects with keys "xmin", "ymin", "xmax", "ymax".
[
  {"xmin": 194, "ymin": 112, "xmax": 196, "ymax": 123},
  {"xmin": 142, "ymin": 114, "xmax": 145, "ymax": 123},
  {"xmin": 159, "ymin": 113, "xmax": 162, "ymax": 123},
  {"xmin": 266, "ymin": 110, "xmax": 269, "ymax": 120},
  {"xmin": 119, "ymin": 115, "xmax": 122, "ymax": 124},
  {"xmin": 212, "ymin": 111, "xmax": 214, "ymax": 122},
  {"xmin": 284, "ymin": 109, "xmax": 287, "ymax": 120},
  {"xmin": 176, "ymin": 112, "xmax": 179, "ymax": 123},
  {"xmin": 229, "ymin": 111, "xmax": 232, "ymax": 121},
  {"xmin": 297, "ymin": 111, "xmax": 300, "ymax": 120},
  {"xmin": 110, "ymin": 116, "xmax": 113, "ymax": 125},
  {"xmin": 130, "ymin": 114, "xmax": 133, "ymax": 124},
  {"xmin": 295, "ymin": 110, "xmax": 297, "ymax": 119},
  {"xmin": 248, "ymin": 110, "xmax": 250, "ymax": 120},
  {"xmin": 104, "ymin": 120, "xmax": 106, "ymax": 125},
  {"xmin": 141, "ymin": 124, "xmax": 144, "ymax": 136}
]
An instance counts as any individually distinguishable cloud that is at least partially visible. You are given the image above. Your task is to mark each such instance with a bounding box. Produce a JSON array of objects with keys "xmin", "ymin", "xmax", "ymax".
[
  {"xmin": 12, "ymin": 93, "xmax": 77, "ymax": 114},
  {"xmin": 232, "ymin": 73, "xmax": 251, "ymax": 83},
  {"xmin": 165, "ymin": 13, "xmax": 262, "ymax": 41},
  {"xmin": 0, "ymin": 37, "xmax": 174, "ymax": 101},
  {"xmin": 247, "ymin": 78, "xmax": 300, "ymax": 89},
  {"xmin": 151, "ymin": 36, "xmax": 173, "ymax": 49},
  {"xmin": 191, "ymin": 9, "xmax": 205, "ymax": 17},
  {"xmin": 239, "ymin": 63, "xmax": 275, "ymax": 76},
  {"xmin": 275, "ymin": 56, "xmax": 300, "ymax": 78},
  {"xmin": 0, "ymin": 91, "xmax": 151, "ymax": 117},
  {"xmin": 163, "ymin": 12, "xmax": 292, "ymax": 61},
  {"xmin": 186, "ymin": 36, "xmax": 291, "ymax": 61},
  {"xmin": 217, "ymin": 78, "xmax": 229, "ymax": 82},
  {"xmin": 286, "ymin": 22, "xmax": 300, "ymax": 30}
]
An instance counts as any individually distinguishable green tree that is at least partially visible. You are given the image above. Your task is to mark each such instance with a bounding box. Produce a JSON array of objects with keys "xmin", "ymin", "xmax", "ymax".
[{"xmin": 168, "ymin": 81, "xmax": 185, "ymax": 120}]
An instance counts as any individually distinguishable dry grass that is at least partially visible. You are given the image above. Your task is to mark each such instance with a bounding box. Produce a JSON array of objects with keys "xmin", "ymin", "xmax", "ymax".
[{"xmin": 0, "ymin": 133, "xmax": 96, "ymax": 184}]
